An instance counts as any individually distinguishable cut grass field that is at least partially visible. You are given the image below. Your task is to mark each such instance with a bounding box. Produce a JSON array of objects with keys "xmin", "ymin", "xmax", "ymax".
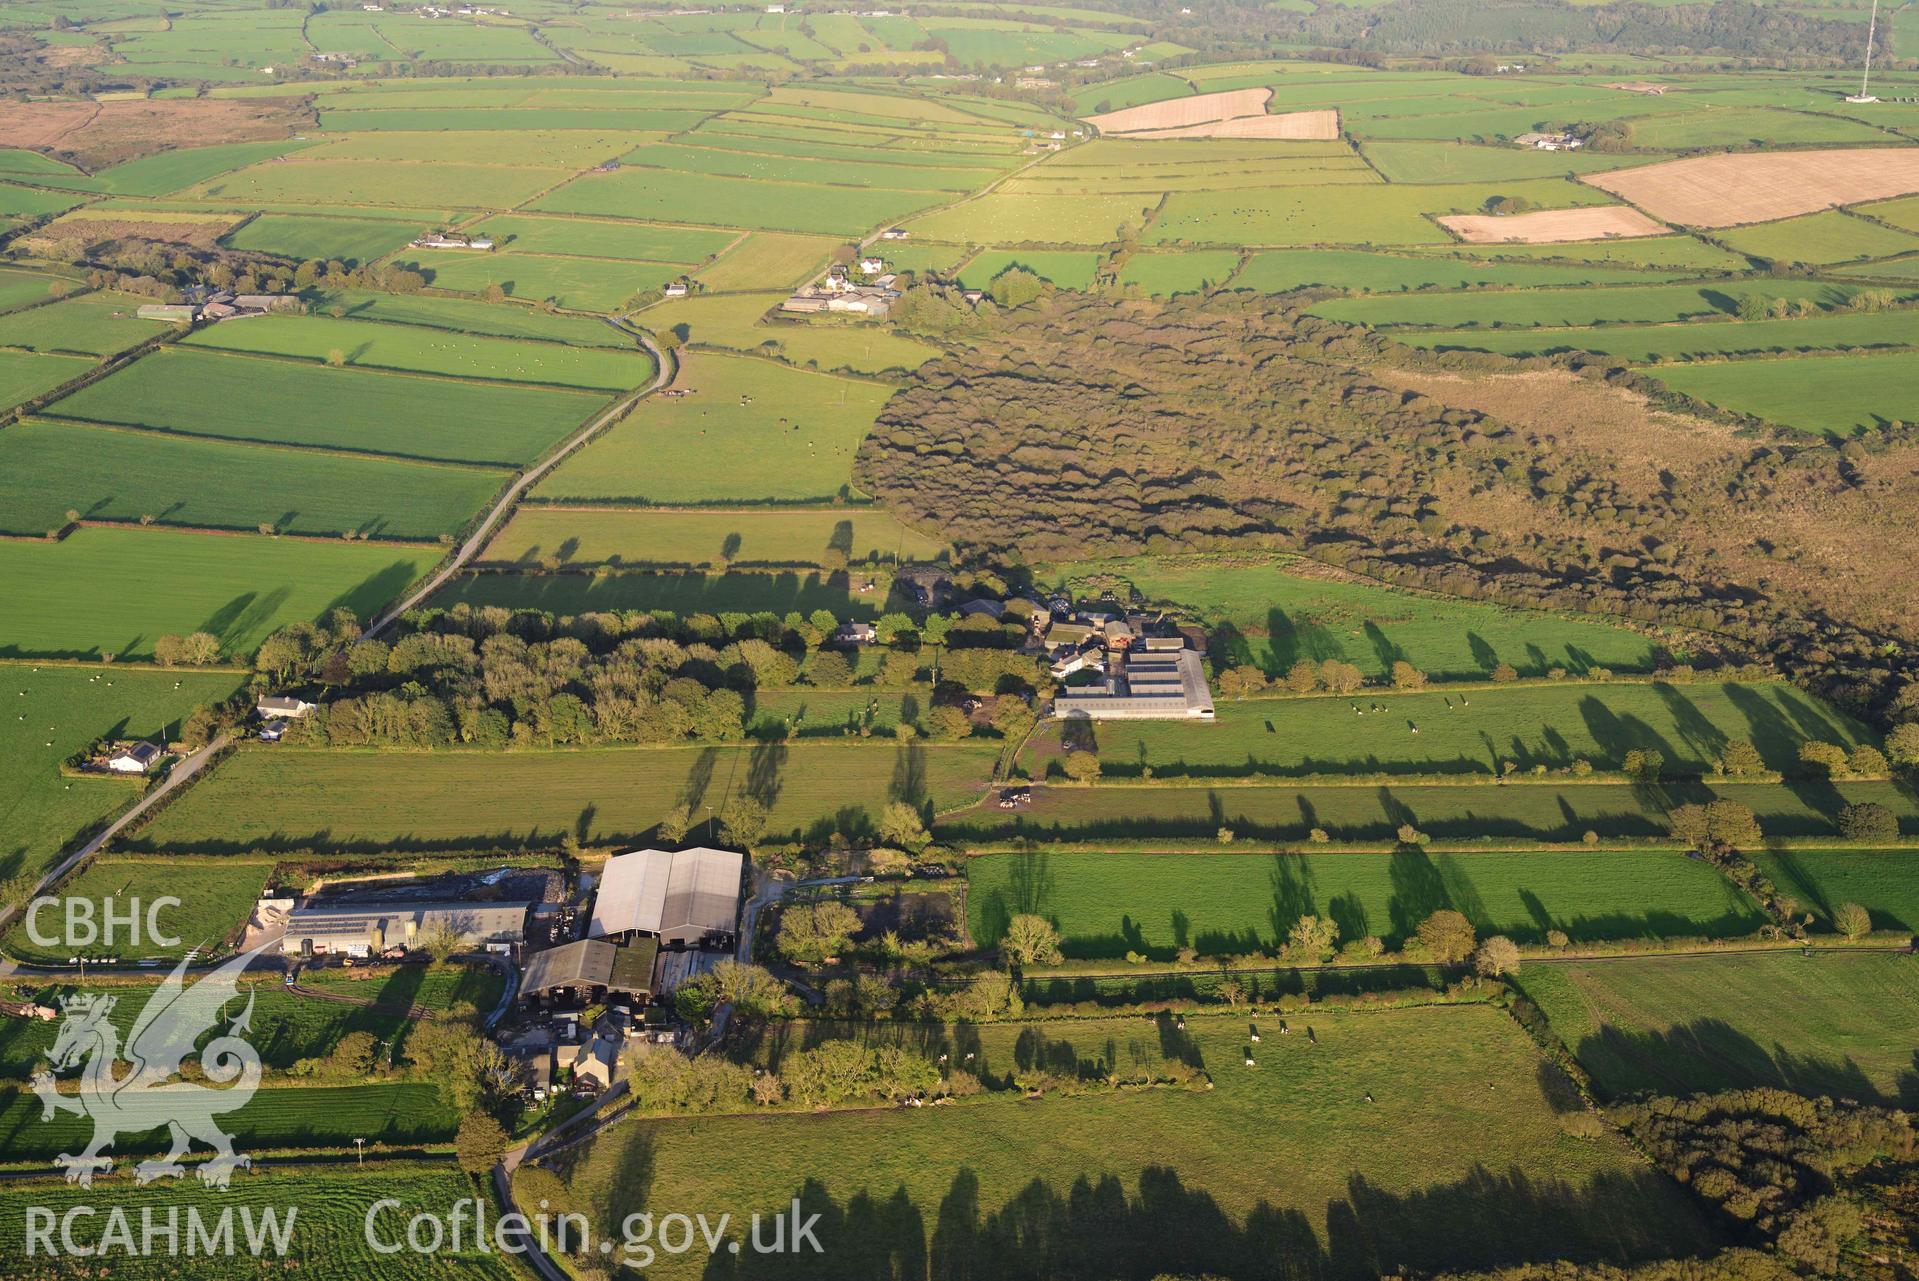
[
  {"xmin": 967, "ymin": 848, "xmax": 1764, "ymax": 956},
  {"xmin": 484, "ymin": 505, "xmax": 946, "ymax": 568},
  {"xmin": 0, "ymin": 665, "xmax": 240, "ymax": 893},
  {"xmin": 44, "ymin": 347, "xmax": 604, "ymax": 466},
  {"xmin": 180, "ymin": 314, "xmax": 655, "ymax": 393},
  {"xmin": 1752, "ymin": 848, "xmax": 1919, "ymax": 933},
  {"xmin": 1516, "ymin": 952, "xmax": 1919, "ymax": 1106},
  {"xmin": 128, "ymin": 739, "xmax": 1003, "ymax": 854},
  {"xmin": 0, "ymin": 527, "xmax": 435, "ymax": 662},
  {"xmin": 1024, "ymin": 680, "xmax": 1873, "ymax": 780},
  {"xmin": 1230, "ymin": 248, "xmax": 1677, "ymax": 293},
  {"xmin": 957, "ymin": 248, "xmax": 1102, "ymax": 290},
  {"xmin": 639, "ymin": 291, "xmax": 941, "ymax": 374},
  {"xmin": 218, "ymin": 212, "xmax": 430, "ymax": 265},
  {"xmin": 539, "ymin": 1004, "xmax": 1714, "ymax": 1280},
  {"xmin": 1145, "ymin": 180, "xmax": 1614, "ymax": 248},
  {"xmin": 531, "ymin": 166, "xmax": 945, "ymax": 236},
  {"xmin": 944, "ymin": 779, "xmax": 1918, "ymax": 844},
  {"xmin": 536, "ymin": 351, "xmax": 894, "ymax": 502},
  {"xmin": 1717, "ymin": 209, "xmax": 1919, "ymax": 266},
  {"xmin": 435, "ymin": 566, "xmax": 891, "ymax": 620},
  {"xmin": 310, "ymin": 288, "xmax": 635, "ymax": 347},
  {"xmin": 1312, "ymin": 279, "xmax": 1880, "ymax": 331},
  {"xmin": 395, "ymin": 248, "xmax": 682, "ymax": 313},
  {"xmin": 1044, "ymin": 554, "xmax": 1662, "ymax": 678},
  {"xmin": 693, "ymin": 231, "xmax": 837, "ymax": 290},
  {"xmin": 465, "ymin": 213, "xmax": 737, "ymax": 264},
  {"xmin": 2, "ymin": 855, "xmax": 270, "ymax": 963},
  {"xmin": 191, "ymin": 158, "xmax": 563, "ymax": 210},
  {"xmin": 1647, "ymin": 350, "xmax": 1919, "ymax": 436},
  {"xmin": 0, "ymin": 348, "xmax": 92, "ymax": 414},
  {"xmin": 0, "ymin": 419, "xmax": 507, "ymax": 540},
  {"xmin": 0, "ymin": 291, "xmax": 169, "ymax": 357},
  {"xmin": 0, "ymin": 1163, "xmax": 517, "ymax": 1279},
  {"xmin": 1399, "ymin": 306, "xmax": 1919, "ymax": 362}
]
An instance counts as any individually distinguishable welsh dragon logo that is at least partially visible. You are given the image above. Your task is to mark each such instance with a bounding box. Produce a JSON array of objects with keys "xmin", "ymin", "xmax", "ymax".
[{"xmin": 31, "ymin": 945, "xmax": 267, "ymax": 1190}]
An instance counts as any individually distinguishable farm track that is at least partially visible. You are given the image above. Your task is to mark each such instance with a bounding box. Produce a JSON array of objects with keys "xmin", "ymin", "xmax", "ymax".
[{"xmin": 364, "ymin": 325, "xmax": 672, "ymax": 638}]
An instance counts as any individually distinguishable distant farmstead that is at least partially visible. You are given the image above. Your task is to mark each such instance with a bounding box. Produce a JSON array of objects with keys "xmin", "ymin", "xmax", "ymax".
[
  {"xmin": 411, "ymin": 232, "xmax": 495, "ymax": 250},
  {"xmin": 1513, "ymin": 131, "xmax": 1583, "ymax": 151},
  {"xmin": 1053, "ymin": 639, "xmax": 1215, "ymax": 721}
]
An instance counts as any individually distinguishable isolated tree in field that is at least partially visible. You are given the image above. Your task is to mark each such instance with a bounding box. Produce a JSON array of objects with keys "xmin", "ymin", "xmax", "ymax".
[
  {"xmin": 176, "ymin": 631, "xmax": 220, "ymax": 665},
  {"xmin": 1319, "ymin": 659, "xmax": 1365, "ymax": 694},
  {"xmin": 1001, "ymin": 913, "xmax": 1063, "ymax": 968},
  {"xmin": 1718, "ymin": 740, "xmax": 1765, "ymax": 775},
  {"xmin": 990, "ymin": 266, "xmax": 1045, "ymax": 308},
  {"xmin": 778, "ymin": 901, "xmax": 861, "ymax": 965},
  {"xmin": 1287, "ymin": 914, "xmax": 1339, "ymax": 963},
  {"xmin": 1837, "ymin": 802, "xmax": 1898, "ymax": 842},
  {"xmin": 877, "ymin": 800, "xmax": 928, "ymax": 850},
  {"xmin": 1062, "ymin": 749, "xmax": 1101, "ymax": 782},
  {"xmin": 325, "ymin": 348, "xmax": 346, "ymax": 367},
  {"xmin": 1798, "ymin": 740, "xmax": 1850, "ymax": 776},
  {"xmin": 1622, "ymin": 748, "xmax": 1664, "ymax": 781},
  {"xmin": 1285, "ymin": 660, "xmax": 1320, "ymax": 694},
  {"xmin": 454, "ymin": 1112, "xmax": 508, "ymax": 1176},
  {"xmin": 1833, "ymin": 902, "xmax": 1872, "ymax": 940},
  {"xmin": 1473, "ymin": 935, "xmax": 1521, "ymax": 977},
  {"xmin": 1417, "ymin": 909, "xmax": 1476, "ymax": 964},
  {"xmin": 719, "ymin": 795, "xmax": 768, "ymax": 847},
  {"xmin": 1390, "ymin": 660, "xmax": 1427, "ymax": 690}
]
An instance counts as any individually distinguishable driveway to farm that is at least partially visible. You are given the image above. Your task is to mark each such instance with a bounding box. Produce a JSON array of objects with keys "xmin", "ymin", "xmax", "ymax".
[
  {"xmin": 365, "ymin": 327, "xmax": 675, "ymax": 638},
  {"xmin": 0, "ymin": 731, "xmax": 235, "ymax": 959}
]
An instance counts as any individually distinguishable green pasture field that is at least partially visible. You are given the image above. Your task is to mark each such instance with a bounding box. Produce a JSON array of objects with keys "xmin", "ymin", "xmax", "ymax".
[
  {"xmin": 397, "ymin": 249, "xmax": 682, "ymax": 312},
  {"xmin": 539, "ymin": 351, "xmax": 893, "ymax": 502},
  {"xmin": 1071, "ymin": 71, "xmax": 1196, "ymax": 113},
  {"xmin": 0, "ymin": 349, "xmax": 92, "ymax": 414},
  {"xmin": 0, "ymin": 420, "xmax": 506, "ymax": 540},
  {"xmin": 1401, "ymin": 307, "xmax": 1919, "ymax": 361},
  {"xmin": 966, "ymin": 847, "xmax": 1765, "ymax": 955},
  {"xmin": 308, "ymin": 129, "xmax": 644, "ymax": 169},
  {"xmin": 0, "ymin": 1081, "xmax": 459, "ymax": 1159},
  {"xmin": 925, "ymin": 23, "xmax": 1132, "ymax": 65},
  {"xmin": 293, "ymin": 962, "xmax": 504, "ymax": 1014},
  {"xmin": 621, "ymin": 140, "xmax": 1005, "ymax": 192},
  {"xmin": 484, "ymin": 505, "xmax": 946, "ymax": 568},
  {"xmin": 685, "ymin": 122, "xmax": 1009, "ymax": 168},
  {"xmin": 867, "ymin": 241, "xmax": 970, "ymax": 278},
  {"xmin": 436, "ymin": 566, "xmax": 891, "ymax": 620},
  {"xmin": 0, "ymin": 183, "xmax": 85, "ymax": 220},
  {"xmin": 0, "ymin": 292, "xmax": 167, "ymax": 357},
  {"xmin": 1407, "ymin": 235, "xmax": 1747, "ymax": 270},
  {"xmin": 1119, "ymin": 250, "xmax": 1245, "ymax": 294},
  {"xmin": 1006, "ymin": 164, "xmax": 1379, "ymax": 196},
  {"xmin": 1231, "ymin": 248, "xmax": 1674, "ymax": 293},
  {"xmin": 694, "ymin": 231, "xmax": 837, "ymax": 290},
  {"xmin": 1356, "ymin": 140, "xmax": 1659, "ymax": 183},
  {"xmin": 181, "ymin": 314, "xmax": 654, "ymax": 394},
  {"xmin": 1043, "ymin": 554, "xmax": 1662, "ymax": 678},
  {"xmin": 944, "ymin": 779, "xmax": 1918, "ymax": 844},
  {"xmin": 0, "ymin": 665, "xmax": 239, "ymax": 894},
  {"xmin": 128, "ymin": 739, "xmax": 1002, "ymax": 854},
  {"xmin": 540, "ymin": 1004, "xmax": 1712, "ymax": 1280},
  {"xmin": 1312, "ymin": 279, "xmax": 1879, "ymax": 330},
  {"xmin": 957, "ymin": 249, "xmax": 1101, "ymax": 290},
  {"xmin": 2, "ymin": 856, "xmax": 271, "ymax": 964},
  {"xmin": 0, "ymin": 1163, "xmax": 514, "ymax": 1279},
  {"xmin": 0, "ymin": 268, "xmax": 61, "ymax": 312},
  {"xmin": 1862, "ymin": 193, "xmax": 1919, "ymax": 234},
  {"xmin": 1146, "ymin": 180, "xmax": 1613, "ymax": 248},
  {"xmin": 532, "ymin": 167, "xmax": 944, "ymax": 236},
  {"xmin": 0, "ymin": 148, "xmax": 85, "ymax": 178},
  {"xmin": 1752, "ymin": 849, "xmax": 1919, "ymax": 933},
  {"xmin": 1648, "ymin": 351, "xmax": 1919, "ymax": 436},
  {"xmin": 905, "ymin": 192, "xmax": 1166, "ymax": 245},
  {"xmin": 1516, "ymin": 952, "xmax": 1919, "ymax": 1106},
  {"xmin": 87, "ymin": 140, "xmax": 321, "ymax": 197},
  {"xmin": 1024, "ymin": 679, "xmax": 1872, "ymax": 780},
  {"xmin": 465, "ymin": 213, "xmax": 736, "ymax": 264},
  {"xmin": 308, "ymin": 288, "xmax": 633, "ymax": 347},
  {"xmin": 1718, "ymin": 209, "xmax": 1919, "ymax": 265},
  {"xmin": 220, "ymin": 212, "xmax": 430, "ymax": 265},
  {"xmin": 749, "ymin": 686, "xmax": 913, "ymax": 737},
  {"xmin": 1625, "ymin": 105, "xmax": 1896, "ymax": 149},
  {"xmin": 191, "ymin": 159, "xmax": 562, "ymax": 210},
  {"xmin": 0, "ymin": 527, "xmax": 436, "ymax": 662},
  {"xmin": 316, "ymin": 106, "xmax": 712, "ymax": 132},
  {"xmin": 44, "ymin": 347, "xmax": 602, "ymax": 466}
]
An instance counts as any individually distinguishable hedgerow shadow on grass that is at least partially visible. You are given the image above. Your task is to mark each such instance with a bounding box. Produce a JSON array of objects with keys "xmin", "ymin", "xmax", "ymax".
[
  {"xmin": 1573, "ymin": 1018, "xmax": 1919, "ymax": 1110},
  {"xmin": 695, "ymin": 1161, "xmax": 1712, "ymax": 1281}
]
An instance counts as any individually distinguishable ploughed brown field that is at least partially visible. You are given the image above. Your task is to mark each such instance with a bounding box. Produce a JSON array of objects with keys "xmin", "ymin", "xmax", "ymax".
[
  {"xmin": 1126, "ymin": 109, "xmax": 1341, "ymax": 141},
  {"xmin": 1438, "ymin": 205, "xmax": 1669, "ymax": 243},
  {"xmin": 1583, "ymin": 147, "xmax": 1919, "ymax": 227},
  {"xmin": 1084, "ymin": 87, "xmax": 1277, "ymax": 134}
]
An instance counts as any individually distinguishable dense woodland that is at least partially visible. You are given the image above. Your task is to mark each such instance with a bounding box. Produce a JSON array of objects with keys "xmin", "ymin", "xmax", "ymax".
[{"xmin": 859, "ymin": 292, "xmax": 1919, "ymax": 721}]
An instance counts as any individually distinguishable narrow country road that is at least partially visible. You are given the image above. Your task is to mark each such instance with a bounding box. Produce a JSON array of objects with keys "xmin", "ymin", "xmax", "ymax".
[
  {"xmin": 365, "ymin": 329, "xmax": 674, "ymax": 639},
  {"xmin": 0, "ymin": 731, "xmax": 234, "ymax": 954}
]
